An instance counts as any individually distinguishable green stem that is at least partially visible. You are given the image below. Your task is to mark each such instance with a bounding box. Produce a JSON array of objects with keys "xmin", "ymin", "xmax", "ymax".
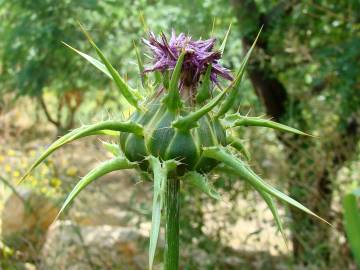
[{"xmin": 164, "ymin": 177, "xmax": 180, "ymax": 270}]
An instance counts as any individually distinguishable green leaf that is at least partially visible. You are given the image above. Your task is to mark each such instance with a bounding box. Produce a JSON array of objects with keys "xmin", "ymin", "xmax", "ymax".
[
  {"xmin": 164, "ymin": 51, "xmax": 186, "ymax": 111},
  {"xmin": 217, "ymin": 27, "xmax": 262, "ymax": 117},
  {"xmin": 101, "ymin": 141, "xmax": 122, "ymax": 157},
  {"xmin": 172, "ymin": 87, "xmax": 229, "ymax": 130},
  {"xmin": 183, "ymin": 171, "xmax": 220, "ymax": 200},
  {"xmin": 78, "ymin": 23, "xmax": 143, "ymax": 110},
  {"xmin": 202, "ymin": 147, "xmax": 330, "ymax": 225},
  {"xmin": 343, "ymin": 191, "xmax": 360, "ymax": 267},
  {"xmin": 20, "ymin": 120, "xmax": 143, "ymax": 183},
  {"xmin": 62, "ymin": 42, "xmax": 111, "ymax": 79},
  {"xmin": 227, "ymin": 135, "xmax": 251, "ymax": 160},
  {"xmin": 196, "ymin": 64, "xmax": 212, "ymax": 104},
  {"xmin": 133, "ymin": 41, "xmax": 148, "ymax": 88},
  {"xmin": 148, "ymin": 156, "xmax": 172, "ymax": 270},
  {"xmin": 88, "ymin": 130, "xmax": 119, "ymax": 137},
  {"xmin": 154, "ymin": 71, "xmax": 162, "ymax": 87},
  {"xmin": 256, "ymin": 188, "xmax": 288, "ymax": 246},
  {"xmin": 222, "ymin": 114, "xmax": 312, "ymax": 136},
  {"xmin": 219, "ymin": 23, "xmax": 232, "ymax": 54},
  {"xmin": 57, "ymin": 157, "xmax": 136, "ymax": 218}
]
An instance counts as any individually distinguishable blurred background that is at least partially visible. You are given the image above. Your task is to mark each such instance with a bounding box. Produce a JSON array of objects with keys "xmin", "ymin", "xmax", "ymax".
[{"xmin": 0, "ymin": 0, "xmax": 359, "ymax": 269}]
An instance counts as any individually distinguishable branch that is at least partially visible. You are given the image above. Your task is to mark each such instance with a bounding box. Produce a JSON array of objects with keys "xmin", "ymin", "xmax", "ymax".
[{"xmin": 38, "ymin": 94, "xmax": 60, "ymax": 127}]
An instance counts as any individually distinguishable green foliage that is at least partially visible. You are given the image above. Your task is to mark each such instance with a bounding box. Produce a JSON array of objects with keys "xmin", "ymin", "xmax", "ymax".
[
  {"xmin": 343, "ymin": 189, "xmax": 360, "ymax": 267},
  {"xmin": 1, "ymin": 0, "xmax": 107, "ymax": 96}
]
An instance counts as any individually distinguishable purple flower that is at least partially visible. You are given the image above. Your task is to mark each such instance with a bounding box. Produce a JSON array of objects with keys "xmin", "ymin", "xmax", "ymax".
[{"xmin": 143, "ymin": 31, "xmax": 233, "ymax": 91}]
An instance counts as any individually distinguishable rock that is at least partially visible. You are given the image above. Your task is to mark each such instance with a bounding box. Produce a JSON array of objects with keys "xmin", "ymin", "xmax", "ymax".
[
  {"xmin": 1, "ymin": 187, "xmax": 58, "ymax": 259},
  {"xmin": 40, "ymin": 220, "xmax": 152, "ymax": 270}
]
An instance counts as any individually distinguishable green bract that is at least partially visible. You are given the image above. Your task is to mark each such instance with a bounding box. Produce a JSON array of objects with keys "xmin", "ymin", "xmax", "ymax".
[{"xmin": 21, "ymin": 26, "xmax": 328, "ymax": 270}]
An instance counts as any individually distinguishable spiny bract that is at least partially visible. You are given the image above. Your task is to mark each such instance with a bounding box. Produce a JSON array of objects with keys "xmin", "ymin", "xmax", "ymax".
[{"xmin": 20, "ymin": 26, "xmax": 328, "ymax": 270}]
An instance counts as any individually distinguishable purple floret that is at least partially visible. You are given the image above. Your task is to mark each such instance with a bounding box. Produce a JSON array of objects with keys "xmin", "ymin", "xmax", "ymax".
[{"xmin": 143, "ymin": 31, "xmax": 233, "ymax": 90}]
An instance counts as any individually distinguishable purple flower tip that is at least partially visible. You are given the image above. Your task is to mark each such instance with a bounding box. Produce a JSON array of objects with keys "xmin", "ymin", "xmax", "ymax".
[{"xmin": 143, "ymin": 31, "xmax": 233, "ymax": 90}]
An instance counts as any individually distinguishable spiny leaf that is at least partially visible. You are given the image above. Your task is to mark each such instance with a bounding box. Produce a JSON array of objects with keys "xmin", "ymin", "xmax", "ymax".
[
  {"xmin": 62, "ymin": 42, "xmax": 111, "ymax": 78},
  {"xmin": 223, "ymin": 114, "xmax": 312, "ymax": 136},
  {"xmin": 219, "ymin": 23, "xmax": 232, "ymax": 54},
  {"xmin": 202, "ymin": 147, "xmax": 330, "ymax": 225},
  {"xmin": 139, "ymin": 11, "xmax": 148, "ymax": 32},
  {"xmin": 78, "ymin": 23, "xmax": 143, "ymax": 110},
  {"xmin": 148, "ymin": 156, "xmax": 171, "ymax": 270},
  {"xmin": 89, "ymin": 130, "xmax": 119, "ymax": 137},
  {"xmin": 196, "ymin": 64, "xmax": 212, "ymax": 104},
  {"xmin": 57, "ymin": 157, "xmax": 136, "ymax": 218},
  {"xmin": 101, "ymin": 141, "xmax": 122, "ymax": 157},
  {"xmin": 172, "ymin": 86, "xmax": 229, "ymax": 129},
  {"xmin": 154, "ymin": 71, "xmax": 162, "ymax": 87},
  {"xmin": 210, "ymin": 17, "xmax": 216, "ymax": 37},
  {"xmin": 133, "ymin": 41, "xmax": 148, "ymax": 88},
  {"xmin": 183, "ymin": 171, "xmax": 220, "ymax": 200},
  {"xmin": 257, "ymin": 189, "xmax": 288, "ymax": 246},
  {"xmin": 20, "ymin": 120, "xmax": 143, "ymax": 183},
  {"xmin": 164, "ymin": 51, "xmax": 186, "ymax": 111},
  {"xmin": 227, "ymin": 135, "xmax": 251, "ymax": 160},
  {"xmin": 217, "ymin": 27, "xmax": 262, "ymax": 117}
]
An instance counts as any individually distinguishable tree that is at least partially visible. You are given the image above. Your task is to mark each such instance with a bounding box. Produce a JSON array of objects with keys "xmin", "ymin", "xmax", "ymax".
[
  {"xmin": 231, "ymin": 0, "xmax": 360, "ymax": 265},
  {"xmin": 0, "ymin": 0, "xmax": 112, "ymax": 133}
]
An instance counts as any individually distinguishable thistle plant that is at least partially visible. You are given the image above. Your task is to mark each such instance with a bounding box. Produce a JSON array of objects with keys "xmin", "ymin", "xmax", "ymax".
[{"xmin": 20, "ymin": 25, "xmax": 329, "ymax": 270}]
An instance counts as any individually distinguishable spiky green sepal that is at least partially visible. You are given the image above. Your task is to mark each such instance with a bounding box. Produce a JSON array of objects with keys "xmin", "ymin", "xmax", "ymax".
[
  {"xmin": 163, "ymin": 51, "xmax": 186, "ymax": 111},
  {"xmin": 222, "ymin": 114, "xmax": 311, "ymax": 136},
  {"xmin": 216, "ymin": 27, "xmax": 262, "ymax": 118},
  {"xmin": 227, "ymin": 135, "xmax": 251, "ymax": 161},
  {"xmin": 67, "ymin": 24, "xmax": 143, "ymax": 110},
  {"xmin": 101, "ymin": 141, "xmax": 123, "ymax": 157},
  {"xmin": 20, "ymin": 120, "xmax": 143, "ymax": 183},
  {"xmin": 172, "ymin": 88, "xmax": 228, "ymax": 130},
  {"xmin": 202, "ymin": 146, "xmax": 330, "ymax": 225},
  {"xmin": 196, "ymin": 64, "xmax": 212, "ymax": 104},
  {"xmin": 57, "ymin": 157, "xmax": 137, "ymax": 219},
  {"xmin": 183, "ymin": 171, "xmax": 220, "ymax": 200}
]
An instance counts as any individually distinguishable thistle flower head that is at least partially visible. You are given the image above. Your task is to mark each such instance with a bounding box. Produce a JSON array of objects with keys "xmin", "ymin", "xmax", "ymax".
[
  {"xmin": 143, "ymin": 31, "xmax": 233, "ymax": 90},
  {"xmin": 21, "ymin": 26, "xmax": 327, "ymax": 270}
]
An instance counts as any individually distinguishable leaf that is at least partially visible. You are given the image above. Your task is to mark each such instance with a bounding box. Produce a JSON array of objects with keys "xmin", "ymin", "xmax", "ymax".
[
  {"xmin": 202, "ymin": 147, "xmax": 330, "ymax": 225},
  {"xmin": 256, "ymin": 188, "xmax": 288, "ymax": 246},
  {"xmin": 164, "ymin": 51, "xmax": 186, "ymax": 111},
  {"xmin": 58, "ymin": 157, "xmax": 136, "ymax": 218},
  {"xmin": 227, "ymin": 135, "xmax": 251, "ymax": 160},
  {"xmin": 219, "ymin": 23, "xmax": 232, "ymax": 54},
  {"xmin": 133, "ymin": 41, "xmax": 148, "ymax": 88},
  {"xmin": 217, "ymin": 27, "xmax": 262, "ymax": 117},
  {"xmin": 148, "ymin": 156, "xmax": 170, "ymax": 270},
  {"xmin": 343, "ymin": 191, "xmax": 360, "ymax": 267},
  {"xmin": 101, "ymin": 141, "xmax": 122, "ymax": 157},
  {"xmin": 183, "ymin": 171, "xmax": 221, "ymax": 200},
  {"xmin": 20, "ymin": 120, "xmax": 143, "ymax": 183},
  {"xmin": 172, "ymin": 85, "xmax": 229, "ymax": 129},
  {"xmin": 223, "ymin": 114, "xmax": 312, "ymax": 136},
  {"xmin": 62, "ymin": 42, "xmax": 111, "ymax": 79},
  {"xmin": 78, "ymin": 23, "xmax": 143, "ymax": 110},
  {"xmin": 196, "ymin": 64, "xmax": 212, "ymax": 103},
  {"xmin": 89, "ymin": 130, "xmax": 119, "ymax": 137}
]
